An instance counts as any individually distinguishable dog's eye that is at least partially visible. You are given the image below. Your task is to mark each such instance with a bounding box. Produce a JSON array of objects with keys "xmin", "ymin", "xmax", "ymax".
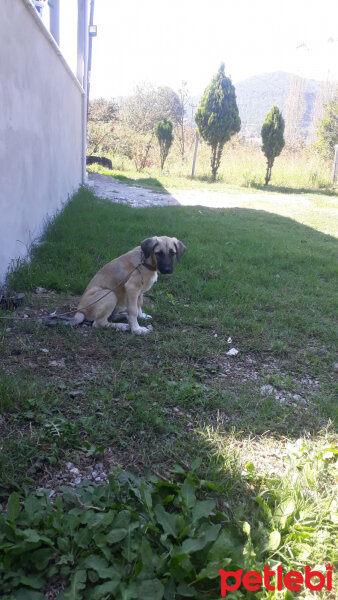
[
  {"xmin": 155, "ymin": 250, "xmax": 164, "ymax": 257},
  {"xmin": 169, "ymin": 249, "xmax": 176, "ymax": 256}
]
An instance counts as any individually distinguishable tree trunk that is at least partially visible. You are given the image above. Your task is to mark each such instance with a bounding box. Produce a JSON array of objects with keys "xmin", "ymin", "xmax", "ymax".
[
  {"xmin": 211, "ymin": 143, "xmax": 223, "ymax": 182},
  {"xmin": 265, "ymin": 158, "xmax": 274, "ymax": 185},
  {"xmin": 140, "ymin": 133, "xmax": 154, "ymax": 170}
]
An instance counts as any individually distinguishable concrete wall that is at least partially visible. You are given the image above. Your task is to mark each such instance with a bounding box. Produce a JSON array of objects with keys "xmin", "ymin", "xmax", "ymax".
[{"xmin": 0, "ymin": 0, "xmax": 84, "ymax": 283}]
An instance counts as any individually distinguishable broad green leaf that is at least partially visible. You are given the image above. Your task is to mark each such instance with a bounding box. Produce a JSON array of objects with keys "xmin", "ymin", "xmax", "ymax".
[
  {"xmin": 180, "ymin": 523, "xmax": 220, "ymax": 554},
  {"xmin": 30, "ymin": 548, "xmax": 54, "ymax": 570},
  {"xmin": 64, "ymin": 569, "xmax": 86, "ymax": 600},
  {"xmin": 172, "ymin": 464, "xmax": 185, "ymax": 474},
  {"xmin": 113, "ymin": 510, "xmax": 131, "ymax": 528},
  {"xmin": 85, "ymin": 579, "xmax": 120, "ymax": 599},
  {"xmin": 140, "ymin": 482, "xmax": 153, "ymax": 511},
  {"xmin": 57, "ymin": 537, "xmax": 69, "ymax": 553},
  {"xmin": 190, "ymin": 457, "xmax": 202, "ymax": 472},
  {"xmin": 207, "ymin": 530, "xmax": 243, "ymax": 564},
  {"xmin": 24, "ymin": 496, "xmax": 44, "ymax": 523},
  {"xmin": 164, "ymin": 577, "xmax": 176, "ymax": 600},
  {"xmin": 154, "ymin": 505, "xmax": 178, "ymax": 538},
  {"xmin": 280, "ymin": 499, "xmax": 295, "ymax": 517},
  {"xmin": 83, "ymin": 555, "xmax": 121, "ymax": 580},
  {"xmin": 181, "ymin": 480, "xmax": 196, "ymax": 509},
  {"xmin": 7, "ymin": 492, "xmax": 21, "ymax": 521},
  {"xmin": 176, "ymin": 582, "xmax": 196, "ymax": 597},
  {"xmin": 21, "ymin": 528, "xmax": 42, "ymax": 543},
  {"xmin": 141, "ymin": 537, "xmax": 154, "ymax": 574},
  {"xmin": 192, "ymin": 499, "xmax": 215, "ymax": 522},
  {"xmin": 267, "ymin": 530, "xmax": 281, "ymax": 551},
  {"xmin": 138, "ymin": 579, "xmax": 164, "ymax": 599},
  {"xmin": 19, "ymin": 574, "xmax": 45, "ymax": 589},
  {"xmin": 106, "ymin": 527, "xmax": 128, "ymax": 543},
  {"xmin": 74, "ymin": 526, "xmax": 93, "ymax": 549},
  {"xmin": 13, "ymin": 589, "xmax": 44, "ymax": 600},
  {"xmin": 197, "ymin": 558, "xmax": 232, "ymax": 580}
]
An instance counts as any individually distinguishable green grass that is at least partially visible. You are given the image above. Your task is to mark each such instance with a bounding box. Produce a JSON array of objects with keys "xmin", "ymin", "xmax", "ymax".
[
  {"xmin": 87, "ymin": 138, "xmax": 337, "ymax": 196},
  {"xmin": 1, "ymin": 187, "xmax": 337, "ymax": 598}
]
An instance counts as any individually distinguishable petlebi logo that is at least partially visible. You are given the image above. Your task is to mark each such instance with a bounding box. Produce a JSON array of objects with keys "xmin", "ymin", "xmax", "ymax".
[{"xmin": 218, "ymin": 564, "xmax": 333, "ymax": 596}]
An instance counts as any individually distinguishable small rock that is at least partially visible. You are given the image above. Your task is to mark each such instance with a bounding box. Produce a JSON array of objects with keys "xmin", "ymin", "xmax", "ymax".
[
  {"xmin": 214, "ymin": 334, "xmax": 218, "ymax": 338},
  {"xmin": 48, "ymin": 490, "xmax": 55, "ymax": 498},
  {"xmin": 35, "ymin": 287, "xmax": 47, "ymax": 294},
  {"xmin": 226, "ymin": 348, "xmax": 238, "ymax": 356},
  {"xmin": 95, "ymin": 463, "xmax": 104, "ymax": 471},
  {"xmin": 69, "ymin": 390, "xmax": 85, "ymax": 398},
  {"xmin": 49, "ymin": 358, "xmax": 66, "ymax": 368},
  {"xmin": 70, "ymin": 467, "xmax": 80, "ymax": 475},
  {"xmin": 41, "ymin": 348, "xmax": 49, "ymax": 353},
  {"xmin": 74, "ymin": 477, "xmax": 82, "ymax": 485},
  {"xmin": 92, "ymin": 470, "xmax": 98, "ymax": 479},
  {"xmin": 5, "ymin": 328, "xmax": 11, "ymax": 332},
  {"xmin": 292, "ymin": 394, "xmax": 302, "ymax": 401},
  {"xmin": 24, "ymin": 314, "xmax": 29, "ymax": 319},
  {"xmin": 333, "ymin": 363, "xmax": 338, "ymax": 372},
  {"xmin": 227, "ymin": 337, "xmax": 232, "ymax": 344},
  {"xmin": 260, "ymin": 384, "xmax": 275, "ymax": 396},
  {"xmin": 275, "ymin": 274, "xmax": 280, "ymax": 279},
  {"xmin": 66, "ymin": 462, "xmax": 74, "ymax": 470}
]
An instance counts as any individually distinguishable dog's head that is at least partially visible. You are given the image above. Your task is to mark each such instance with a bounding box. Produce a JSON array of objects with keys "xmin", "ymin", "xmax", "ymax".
[{"xmin": 141, "ymin": 236, "xmax": 186, "ymax": 274}]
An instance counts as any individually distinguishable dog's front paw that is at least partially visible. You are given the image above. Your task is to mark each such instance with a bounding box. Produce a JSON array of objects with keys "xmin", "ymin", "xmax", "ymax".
[
  {"xmin": 132, "ymin": 325, "xmax": 152, "ymax": 335},
  {"xmin": 113, "ymin": 323, "xmax": 130, "ymax": 332},
  {"xmin": 138, "ymin": 311, "xmax": 152, "ymax": 320}
]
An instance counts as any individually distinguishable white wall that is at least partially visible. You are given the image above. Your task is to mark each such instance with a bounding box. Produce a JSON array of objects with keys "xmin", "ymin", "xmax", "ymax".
[{"xmin": 0, "ymin": 0, "xmax": 84, "ymax": 283}]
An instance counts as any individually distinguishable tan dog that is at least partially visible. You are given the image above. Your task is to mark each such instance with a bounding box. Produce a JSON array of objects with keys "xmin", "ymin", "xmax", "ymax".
[{"xmin": 73, "ymin": 236, "xmax": 186, "ymax": 335}]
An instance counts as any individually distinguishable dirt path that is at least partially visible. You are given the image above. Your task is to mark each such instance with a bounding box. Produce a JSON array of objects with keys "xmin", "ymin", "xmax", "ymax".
[{"xmin": 86, "ymin": 173, "xmax": 337, "ymax": 235}]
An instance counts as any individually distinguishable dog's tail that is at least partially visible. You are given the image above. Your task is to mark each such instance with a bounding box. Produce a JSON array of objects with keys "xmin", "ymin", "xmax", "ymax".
[
  {"xmin": 73, "ymin": 311, "xmax": 85, "ymax": 325},
  {"xmin": 43, "ymin": 311, "xmax": 86, "ymax": 327}
]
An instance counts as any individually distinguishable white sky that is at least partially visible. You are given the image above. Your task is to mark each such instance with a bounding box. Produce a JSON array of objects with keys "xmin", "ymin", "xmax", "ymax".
[{"xmin": 46, "ymin": 0, "xmax": 338, "ymax": 98}]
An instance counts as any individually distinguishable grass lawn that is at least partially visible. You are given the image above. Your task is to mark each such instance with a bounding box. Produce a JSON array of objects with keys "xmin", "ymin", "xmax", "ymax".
[{"xmin": 0, "ymin": 187, "xmax": 337, "ymax": 598}]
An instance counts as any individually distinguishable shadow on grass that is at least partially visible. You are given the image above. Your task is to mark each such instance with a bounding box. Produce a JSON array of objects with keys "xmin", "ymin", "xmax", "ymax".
[
  {"xmin": 112, "ymin": 173, "xmax": 169, "ymax": 194},
  {"xmin": 251, "ymin": 182, "xmax": 337, "ymax": 196}
]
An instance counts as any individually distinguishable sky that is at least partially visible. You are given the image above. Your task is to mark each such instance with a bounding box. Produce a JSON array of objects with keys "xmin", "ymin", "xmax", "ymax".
[{"xmin": 44, "ymin": 0, "xmax": 338, "ymax": 98}]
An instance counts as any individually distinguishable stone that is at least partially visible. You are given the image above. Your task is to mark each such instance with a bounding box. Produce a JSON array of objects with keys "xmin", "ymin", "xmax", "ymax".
[{"xmin": 260, "ymin": 384, "xmax": 275, "ymax": 396}]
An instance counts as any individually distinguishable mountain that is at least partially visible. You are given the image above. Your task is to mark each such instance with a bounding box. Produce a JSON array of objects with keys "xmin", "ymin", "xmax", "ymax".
[{"xmin": 234, "ymin": 71, "xmax": 321, "ymax": 139}]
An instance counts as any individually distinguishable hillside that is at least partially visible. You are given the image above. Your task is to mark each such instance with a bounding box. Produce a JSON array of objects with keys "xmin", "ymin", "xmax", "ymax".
[{"xmin": 234, "ymin": 71, "xmax": 321, "ymax": 139}]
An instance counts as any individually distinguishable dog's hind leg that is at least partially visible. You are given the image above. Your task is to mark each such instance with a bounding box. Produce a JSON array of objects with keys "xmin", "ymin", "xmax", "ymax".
[{"xmin": 91, "ymin": 291, "xmax": 130, "ymax": 331}]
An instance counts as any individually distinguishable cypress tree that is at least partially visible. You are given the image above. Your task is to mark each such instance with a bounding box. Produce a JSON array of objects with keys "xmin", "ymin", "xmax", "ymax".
[
  {"xmin": 155, "ymin": 119, "xmax": 174, "ymax": 170},
  {"xmin": 261, "ymin": 105, "xmax": 285, "ymax": 185},
  {"xmin": 195, "ymin": 64, "xmax": 241, "ymax": 182}
]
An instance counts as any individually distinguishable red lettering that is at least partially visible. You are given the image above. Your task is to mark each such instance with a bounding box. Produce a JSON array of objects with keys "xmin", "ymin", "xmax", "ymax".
[
  {"xmin": 305, "ymin": 566, "xmax": 325, "ymax": 591},
  {"xmin": 263, "ymin": 565, "xmax": 276, "ymax": 590},
  {"xmin": 242, "ymin": 571, "xmax": 262, "ymax": 591},
  {"xmin": 284, "ymin": 571, "xmax": 303, "ymax": 591},
  {"xmin": 277, "ymin": 565, "xmax": 283, "ymax": 591},
  {"xmin": 219, "ymin": 569, "xmax": 243, "ymax": 597},
  {"xmin": 326, "ymin": 565, "xmax": 333, "ymax": 591}
]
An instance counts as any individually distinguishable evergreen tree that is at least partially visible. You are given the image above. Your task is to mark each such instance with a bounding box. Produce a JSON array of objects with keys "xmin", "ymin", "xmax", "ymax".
[
  {"xmin": 155, "ymin": 119, "xmax": 174, "ymax": 170},
  {"xmin": 195, "ymin": 64, "xmax": 240, "ymax": 181},
  {"xmin": 316, "ymin": 96, "xmax": 338, "ymax": 159},
  {"xmin": 261, "ymin": 105, "xmax": 285, "ymax": 185}
]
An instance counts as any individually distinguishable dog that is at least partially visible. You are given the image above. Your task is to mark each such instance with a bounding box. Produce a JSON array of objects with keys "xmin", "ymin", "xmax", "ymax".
[
  {"xmin": 73, "ymin": 236, "xmax": 186, "ymax": 335},
  {"xmin": 86, "ymin": 156, "xmax": 113, "ymax": 169}
]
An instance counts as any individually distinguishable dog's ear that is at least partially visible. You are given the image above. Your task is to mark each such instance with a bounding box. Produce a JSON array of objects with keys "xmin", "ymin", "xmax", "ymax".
[
  {"xmin": 141, "ymin": 237, "xmax": 159, "ymax": 258},
  {"xmin": 173, "ymin": 239, "xmax": 186, "ymax": 262}
]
